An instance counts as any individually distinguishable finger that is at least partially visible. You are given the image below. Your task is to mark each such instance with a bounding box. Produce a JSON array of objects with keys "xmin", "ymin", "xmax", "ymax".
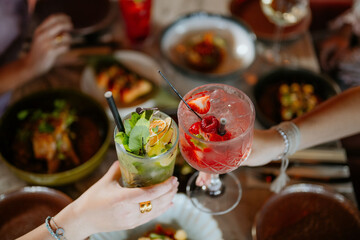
[
  {"xmin": 196, "ymin": 172, "xmax": 211, "ymax": 186},
  {"xmin": 125, "ymin": 176, "xmax": 178, "ymax": 203},
  {"xmin": 103, "ymin": 161, "xmax": 122, "ymax": 183},
  {"xmin": 36, "ymin": 14, "xmax": 72, "ymax": 33},
  {"xmin": 47, "ymin": 22, "xmax": 73, "ymax": 39},
  {"xmin": 134, "ymin": 185, "xmax": 178, "ymax": 227},
  {"xmin": 52, "ymin": 33, "xmax": 72, "ymax": 47},
  {"xmin": 52, "ymin": 45, "xmax": 70, "ymax": 57}
]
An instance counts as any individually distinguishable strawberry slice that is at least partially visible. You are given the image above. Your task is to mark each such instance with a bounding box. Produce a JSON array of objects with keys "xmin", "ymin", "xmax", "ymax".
[
  {"xmin": 189, "ymin": 122, "xmax": 201, "ymax": 135},
  {"xmin": 187, "ymin": 95, "xmax": 210, "ymax": 114}
]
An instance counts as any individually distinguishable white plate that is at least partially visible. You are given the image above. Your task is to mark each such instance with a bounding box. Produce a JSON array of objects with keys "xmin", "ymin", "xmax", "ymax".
[
  {"xmin": 90, "ymin": 193, "xmax": 223, "ymax": 240},
  {"xmin": 80, "ymin": 50, "xmax": 163, "ymax": 118},
  {"xmin": 160, "ymin": 12, "xmax": 256, "ymax": 80}
]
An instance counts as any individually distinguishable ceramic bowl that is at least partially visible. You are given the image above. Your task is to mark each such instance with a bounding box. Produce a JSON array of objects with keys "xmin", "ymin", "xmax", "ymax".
[
  {"xmin": 160, "ymin": 12, "xmax": 256, "ymax": 81},
  {"xmin": 0, "ymin": 89, "xmax": 111, "ymax": 186}
]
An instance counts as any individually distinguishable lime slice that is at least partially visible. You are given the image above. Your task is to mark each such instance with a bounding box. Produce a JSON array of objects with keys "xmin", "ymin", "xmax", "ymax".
[{"xmin": 146, "ymin": 126, "xmax": 174, "ymax": 157}]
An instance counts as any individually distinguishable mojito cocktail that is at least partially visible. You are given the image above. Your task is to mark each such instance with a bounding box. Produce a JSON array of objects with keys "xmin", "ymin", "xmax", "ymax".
[{"xmin": 115, "ymin": 109, "xmax": 178, "ymax": 187}]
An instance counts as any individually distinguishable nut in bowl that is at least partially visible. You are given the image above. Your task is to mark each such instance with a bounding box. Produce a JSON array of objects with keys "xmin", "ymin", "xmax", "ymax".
[
  {"xmin": 254, "ymin": 67, "xmax": 340, "ymax": 128},
  {"xmin": 161, "ymin": 12, "xmax": 256, "ymax": 80},
  {"xmin": 0, "ymin": 89, "xmax": 111, "ymax": 186}
]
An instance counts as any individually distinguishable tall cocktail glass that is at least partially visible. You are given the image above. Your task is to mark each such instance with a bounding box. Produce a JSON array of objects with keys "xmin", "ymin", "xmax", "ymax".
[
  {"xmin": 114, "ymin": 110, "xmax": 178, "ymax": 187},
  {"xmin": 118, "ymin": 0, "xmax": 152, "ymax": 44},
  {"xmin": 178, "ymin": 83, "xmax": 255, "ymax": 214}
]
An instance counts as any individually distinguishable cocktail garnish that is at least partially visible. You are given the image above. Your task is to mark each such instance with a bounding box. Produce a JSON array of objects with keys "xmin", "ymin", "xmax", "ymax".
[
  {"xmin": 158, "ymin": 70, "xmax": 202, "ymax": 120},
  {"xmin": 104, "ymin": 91, "xmax": 125, "ymax": 132},
  {"xmin": 188, "ymin": 94, "xmax": 210, "ymax": 114},
  {"xmin": 218, "ymin": 118, "xmax": 227, "ymax": 136},
  {"xmin": 200, "ymin": 116, "xmax": 219, "ymax": 133},
  {"xmin": 115, "ymin": 109, "xmax": 153, "ymax": 155}
]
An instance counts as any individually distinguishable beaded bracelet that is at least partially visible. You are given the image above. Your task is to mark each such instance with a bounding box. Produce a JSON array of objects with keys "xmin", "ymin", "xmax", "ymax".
[
  {"xmin": 45, "ymin": 216, "xmax": 67, "ymax": 240},
  {"xmin": 270, "ymin": 121, "xmax": 301, "ymax": 193}
]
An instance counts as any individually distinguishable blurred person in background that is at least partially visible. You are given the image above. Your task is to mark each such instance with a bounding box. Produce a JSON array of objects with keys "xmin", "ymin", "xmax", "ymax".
[
  {"xmin": 0, "ymin": 0, "xmax": 72, "ymax": 115},
  {"xmin": 319, "ymin": 0, "xmax": 360, "ymax": 88}
]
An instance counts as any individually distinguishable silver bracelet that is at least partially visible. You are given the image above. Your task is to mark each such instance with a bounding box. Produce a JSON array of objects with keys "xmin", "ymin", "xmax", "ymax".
[
  {"xmin": 45, "ymin": 216, "xmax": 67, "ymax": 240},
  {"xmin": 270, "ymin": 121, "xmax": 300, "ymax": 193},
  {"xmin": 272, "ymin": 121, "xmax": 301, "ymax": 158}
]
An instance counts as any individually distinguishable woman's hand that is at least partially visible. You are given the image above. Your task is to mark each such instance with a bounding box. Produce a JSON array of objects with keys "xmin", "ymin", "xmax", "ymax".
[
  {"xmin": 56, "ymin": 161, "xmax": 179, "ymax": 239},
  {"xmin": 25, "ymin": 14, "xmax": 72, "ymax": 77}
]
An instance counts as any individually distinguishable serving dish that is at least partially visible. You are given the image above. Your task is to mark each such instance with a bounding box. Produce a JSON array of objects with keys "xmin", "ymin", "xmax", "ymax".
[
  {"xmin": 0, "ymin": 89, "xmax": 111, "ymax": 186},
  {"xmin": 253, "ymin": 67, "xmax": 340, "ymax": 128},
  {"xmin": 0, "ymin": 186, "xmax": 72, "ymax": 240},
  {"xmin": 160, "ymin": 12, "xmax": 256, "ymax": 81},
  {"xmin": 253, "ymin": 184, "xmax": 360, "ymax": 240},
  {"xmin": 90, "ymin": 193, "xmax": 223, "ymax": 240},
  {"xmin": 81, "ymin": 50, "xmax": 162, "ymax": 118}
]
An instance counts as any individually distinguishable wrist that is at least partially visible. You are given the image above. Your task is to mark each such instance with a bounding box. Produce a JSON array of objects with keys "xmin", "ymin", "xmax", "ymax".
[{"xmin": 54, "ymin": 202, "xmax": 90, "ymax": 240}]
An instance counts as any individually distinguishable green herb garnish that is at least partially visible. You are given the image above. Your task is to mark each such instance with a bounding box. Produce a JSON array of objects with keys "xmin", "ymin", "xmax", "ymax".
[{"xmin": 115, "ymin": 110, "xmax": 153, "ymax": 156}]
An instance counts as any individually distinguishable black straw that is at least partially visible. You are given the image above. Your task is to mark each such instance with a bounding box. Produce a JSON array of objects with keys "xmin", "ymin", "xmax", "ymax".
[
  {"xmin": 158, "ymin": 70, "xmax": 202, "ymax": 120},
  {"xmin": 104, "ymin": 91, "xmax": 125, "ymax": 132},
  {"xmin": 219, "ymin": 118, "xmax": 227, "ymax": 136}
]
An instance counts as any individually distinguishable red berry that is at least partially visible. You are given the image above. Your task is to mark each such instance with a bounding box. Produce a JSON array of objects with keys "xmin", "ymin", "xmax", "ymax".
[
  {"xmin": 187, "ymin": 94, "xmax": 210, "ymax": 114},
  {"xmin": 189, "ymin": 122, "xmax": 201, "ymax": 135},
  {"xmin": 201, "ymin": 115, "xmax": 219, "ymax": 133}
]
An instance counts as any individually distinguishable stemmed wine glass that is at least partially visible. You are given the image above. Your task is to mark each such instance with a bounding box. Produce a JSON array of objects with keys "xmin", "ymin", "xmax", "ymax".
[
  {"xmin": 260, "ymin": 0, "xmax": 310, "ymax": 64},
  {"xmin": 177, "ymin": 84, "xmax": 255, "ymax": 215}
]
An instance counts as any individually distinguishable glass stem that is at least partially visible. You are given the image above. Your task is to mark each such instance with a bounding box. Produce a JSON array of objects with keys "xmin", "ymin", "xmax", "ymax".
[
  {"xmin": 206, "ymin": 174, "xmax": 224, "ymax": 196},
  {"xmin": 272, "ymin": 24, "xmax": 283, "ymax": 64}
]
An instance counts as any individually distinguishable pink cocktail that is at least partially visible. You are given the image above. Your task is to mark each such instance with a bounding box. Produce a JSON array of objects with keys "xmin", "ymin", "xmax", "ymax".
[
  {"xmin": 178, "ymin": 83, "xmax": 255, "ymax": 214},
  {"xmin": 119, "ymin": 0, "xmax": 152, "ymax": 44}
]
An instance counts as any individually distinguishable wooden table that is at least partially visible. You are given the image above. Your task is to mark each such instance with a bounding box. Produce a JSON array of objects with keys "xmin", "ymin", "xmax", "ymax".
[{"xmin": 1, "ymin": 0, "xmax": 357, "ymax": 239}]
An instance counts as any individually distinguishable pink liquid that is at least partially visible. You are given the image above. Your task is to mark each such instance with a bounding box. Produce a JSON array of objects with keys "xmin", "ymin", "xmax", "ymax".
[
  {"xmin": 178, "ymin": 84, "xmax": 255, "ymax": 174},
  {"xmin": 119, "ymin": 0, "xmax": 152, "ymax": 43}
]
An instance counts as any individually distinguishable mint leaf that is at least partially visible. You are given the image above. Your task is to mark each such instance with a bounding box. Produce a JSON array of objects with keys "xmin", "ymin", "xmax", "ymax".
[
  {"xmin": 124, "ymin": 112, "xmax": 141, "ymax": 135},
  {"xmin": 115, "ymin": 132, "xmax": 131, "ymax": 152},
  {"xmin": 128, "ymin": 118, "xmax": 150, "ymax": 155},
  {"xmin": 143, "ymin": 109, "xmax": 153, "ymax": 121}
]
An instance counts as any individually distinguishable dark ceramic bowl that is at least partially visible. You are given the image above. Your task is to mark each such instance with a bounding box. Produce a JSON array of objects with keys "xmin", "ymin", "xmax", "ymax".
[
  {"xmin": 0, "ymin": 186, "xmax": 72, "ymax": 240},
  {"xmin": 253, "ymin": 184, "xmax": 360, "ymax": 240},
  {"xmin": 0, "ymin": 89, "xmax": 111, "ymax": 186},
  {"xmin": 253, "ymin": 67, "xmax": 340, "ymax": 128}
]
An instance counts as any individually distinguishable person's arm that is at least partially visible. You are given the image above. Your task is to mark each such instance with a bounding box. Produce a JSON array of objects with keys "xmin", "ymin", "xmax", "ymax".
[
  {"xmin": 17, "ymin": 161, "xmax": 179, "ymax": 240},
  {"xmin": 197, "ymin": 86, "xmax": 360, "ymax": 185},
  {"xmin": 245, "ymin": 86, "xmax": 360, "ymax": 167},
  {"xmin": 0, "ymin": 14, "xmax": 72, "ymax": 95}
]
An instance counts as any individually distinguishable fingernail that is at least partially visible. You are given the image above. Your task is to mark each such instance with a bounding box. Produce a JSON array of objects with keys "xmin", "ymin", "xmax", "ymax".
[{"xmin": 171, "ymin": 177, "xmax": 178, "ymax": 184}]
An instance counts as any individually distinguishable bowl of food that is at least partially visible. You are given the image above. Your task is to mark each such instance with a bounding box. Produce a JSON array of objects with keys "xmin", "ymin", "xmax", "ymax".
[
  {"xmin": 160, "ymin": 12, "xmax": 256, "ymax": 81},
  {"xmin": 0, "ymin": 89, "xmax": 111, "ymax": 186},
  {"xmin": 253, "ymin": 184, "xmax": 360, "ymax": 240},
  {"xmin": 253, "ymin": 67, "xmax": 340, "ymax": 128},
  {"xmin": 81, "ymin": 50, "xmax": 161, "ymax": 117}
]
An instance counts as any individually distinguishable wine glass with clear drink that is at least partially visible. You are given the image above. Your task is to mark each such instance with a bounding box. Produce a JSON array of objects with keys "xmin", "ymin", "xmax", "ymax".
[
  {"xmin": 177, "ymin": 84, "xmax": 255, "ymax": 215},
  {"xmin": 260, "ymin": 0, "xmax": 310, "ymax": 64}
]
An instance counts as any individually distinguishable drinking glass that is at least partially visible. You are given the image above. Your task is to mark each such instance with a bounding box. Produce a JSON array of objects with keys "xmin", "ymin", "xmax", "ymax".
[
  {"xmin": 260, "ymin": 0, "xmax": 309, "ymax": 64},
  {"xmin": 177, "ymin": 84, "xmax": 255, "ymax": 215},
  {"xmin": 118, "ymin": 0, "xmax": 152, "ymax": 44},
  {"xmin": 114, "ymin": 110, "xmax": 178, "ymax": 187}
]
